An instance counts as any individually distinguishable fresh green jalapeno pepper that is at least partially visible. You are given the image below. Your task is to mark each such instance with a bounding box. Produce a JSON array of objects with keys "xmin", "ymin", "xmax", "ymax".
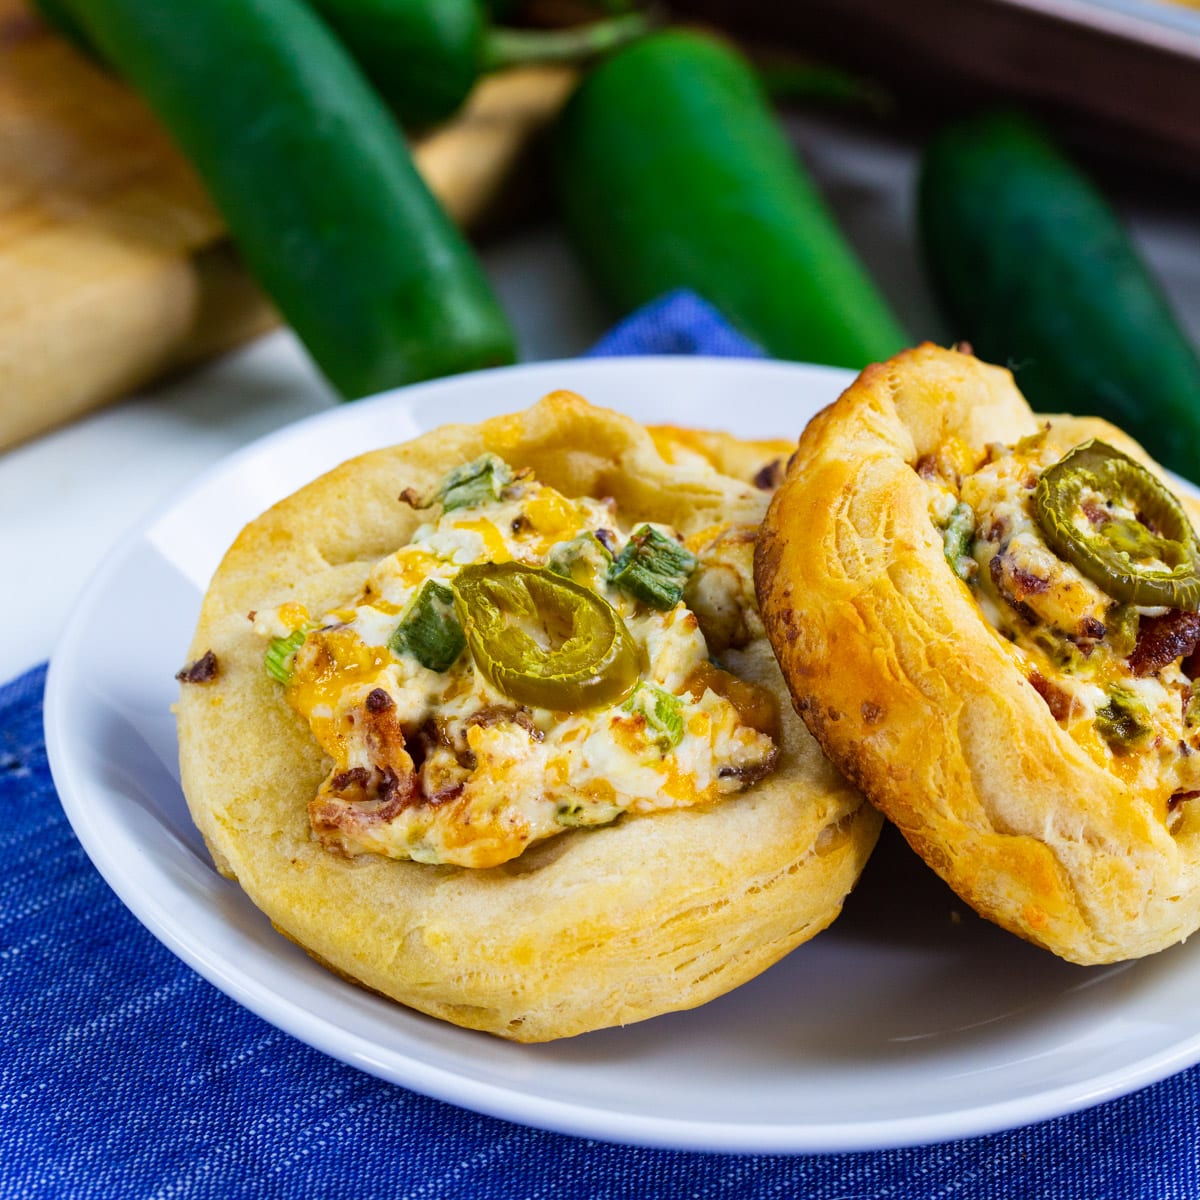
[
  {"xmin": 55, "ymin": 0, "xmax": 516, "ymax": 399},
  {"xmin": 920, "ymin": 111, "xmax": 1200, "ymax": 480},
  {"xmin": 555, "ymin": 29, "xmax": 908, "ymax": 368},
  {"xmin": 452, "ymin": 562, "xmax": 641, "ymax": 710},
  {"xmin": 307, "ymin": 0, "xmax": 652, "ymax": 127},
  {"xmin": 1032, "ymin": 440, "xmax": 1200, "ymax": 609}
]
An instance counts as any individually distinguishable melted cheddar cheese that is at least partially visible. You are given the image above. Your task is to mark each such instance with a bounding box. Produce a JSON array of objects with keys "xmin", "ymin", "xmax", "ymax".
[
  {"xmin": 255, "ymin": 464, "xmax": 778, "ymax": 868},
  {"xmin": 923, "ymin": 429, "xmax": 1200, "ymax": 819}
]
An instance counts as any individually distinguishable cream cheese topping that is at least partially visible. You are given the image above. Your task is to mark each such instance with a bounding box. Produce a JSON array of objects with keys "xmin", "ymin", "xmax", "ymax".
[
  {"xmin": 259, "ymin": 462, "xmax": 778, "ymax": 868},
  {"xmin": 926, "ymin": 431, "xmax": 1200, "ymax": 812}
]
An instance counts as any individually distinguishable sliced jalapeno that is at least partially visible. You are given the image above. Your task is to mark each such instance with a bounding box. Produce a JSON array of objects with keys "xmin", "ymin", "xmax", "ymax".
[
  {"xmin": 1032, "ymin": 440, "xmax": 1200, "ymax": 609},
  {"xmin": 452, "ymin": 562, "xmax": 641, "ymax": 710}
]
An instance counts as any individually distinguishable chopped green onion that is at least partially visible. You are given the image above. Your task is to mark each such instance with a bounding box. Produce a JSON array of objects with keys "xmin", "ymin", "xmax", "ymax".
[
  {"xmin": 389, "ymin": 580, "xmax": 465, "ymax": 672},
  {"xmin": 1095, "ymin": 686, "xmax": 1153, "ymax": 753},
  {"xmin": 941, "ymin": 501, "xmax": 977, "ymax": 582},
  {"xmin": 1028, "ymin": 625, "xmax": 1086, "ymax": 674},
  {"xmin": 433, "ymin": 453, "xmax": 514, "ymax": 512},
  {"xmin": 1106, "ymin": 604, "xmax": 1140, "ymax": 658},
  {"xmin": 555, "ymin": 797, "xmax": 622, "ymax": 828},
  {"xmin": 1185, "ymin": 690, "xmax": 1200, "ymax": 731},
  {"xmin": 265, "ymin": 628, "xmax": 309, "ymax": 685},
  {"xmin": 623, "ymin": 682, "xmax": 685, "ymax": 751},
  {"xmin": 607, "ymin": 525, "xmax": 697, "ymax": 609},
  {"xmin": 547, "ymin": 532, "xmax": 614, "ymax": 587}
]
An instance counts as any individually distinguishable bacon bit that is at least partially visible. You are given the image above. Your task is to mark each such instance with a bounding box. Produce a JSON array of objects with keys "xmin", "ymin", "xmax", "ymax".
[
  {"xmin": 914, "ymin": 453, "xmax": 939, "ymax": 480},
  {"xmin": 1029, "ymin": 670, "xmax": 1074, "ymax": 722},
  {"xmin": 983, "ymin": 515, "xmax": 1010, "ymax": 543},
  {"xmin": 377, "ymin": 765, "xmax": 420, "ymax": 813},
  {"xmin": 361, "ymin": 694, "xmax": 413, "ymax": 767},
  {"xmin": 718, "ymin": 746, "xmax": 780, "ymax": 788},
  {"xmin": 398, "ymin": 486, "xmax": 423, "ymax": 507},
  {"xmin": 753, "ymin": 458, "xmax": 786, "ymax": 490},
  {"xmin": 175, "ymin": 650, "xmax": 219, "ymax": 684},
  {"xmin": 1081, "ymin": 498, "xmax": 1108, "ymax": 525},
  {"xmin": 1129, "ymin": 610, "xmax": 1200, "ymax": 677},
  {"xmin": 1169, "ymin": 790, "xmax": 1200, "ymax": 810},
  {"xmin": 1007, "ymin": 559, "xmax": 1050, "ymax": 596},
  {"xmin": 466, "ymin": 704, "xmax": 543, "ymax": 741},
  {"xmin": 426, "ymin": 782, "xmax": 465, "ymax": 806},
  {"xmin": 1078, "ymin": 616, "xmax": 1106, "ymax": 641},
  {"xmin": 310, "ymin": 766, "xmax": 421, "ymax": 851},
  {"xmin": 406, "ymin": 720, "xmax": 441, "ymax": 771},
  {"xmin": 953, "ymin": 340, "xmax": 974, "ymax": 356},
  {"xmin": 246, "ymin": 610, "xmax": 257, "ymax": 622},
  {"xmin": 989, "ymin": 555, "xmax": 1039, "ymax": 624},
  {"xmin": 365, "ymin": 687, "xmax": 394, "ymax": 713},
  {"xmin": 330, "ymin": 766, "xmax": 370, "ymax": 792}
]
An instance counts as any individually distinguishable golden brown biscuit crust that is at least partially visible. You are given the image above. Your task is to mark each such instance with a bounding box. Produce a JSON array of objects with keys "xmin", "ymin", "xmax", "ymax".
[
  {"xmin": 177, "ymin": 392, "xmax": 879, "ymax": 1041},
  {"xmin": 756, "ymin": 343, "xmax": 1200, "ymax": 965}
]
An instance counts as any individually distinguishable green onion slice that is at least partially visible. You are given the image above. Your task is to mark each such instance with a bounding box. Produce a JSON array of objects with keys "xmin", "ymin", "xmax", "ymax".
[
  {"xmin": 608, "ymin": 525, "xmax": 697, "ymax": 610},
  {"xmin": 547, "ymin": 531, "xmax": 614, "ymax": 587},
  {"xmin": 389, "ymin": 580, "xmax": 466, "ymax": 672},
  {"xmin": 433, "ymin": 453, "xmax": 514, "ymax": 512},
  {"xmin": 265, "ymin": 628, "xmax": 309, "ymax": 685},
  {"xmin": 623, "ymin": 682, "xmax": 684, "ymax": 751},
  {"xmin": 941, "ymin": 501, "xmax": 976, "ymax": 582}
]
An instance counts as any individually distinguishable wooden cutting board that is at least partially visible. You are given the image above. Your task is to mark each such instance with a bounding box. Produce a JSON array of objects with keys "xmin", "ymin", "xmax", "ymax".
[{"xmin": 0, "ymin": 0, "xmax": 575, "ymax": 450}]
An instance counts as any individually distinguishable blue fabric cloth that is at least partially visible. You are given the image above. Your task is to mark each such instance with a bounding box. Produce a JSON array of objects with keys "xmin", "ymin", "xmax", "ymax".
[
  {"xmin": 4, "ymin": 297, "xmax": 1198, "ymax": 1198},
  {"xmin": 586, "ymin": 290, "xmax": 766, "ymax": 360}
]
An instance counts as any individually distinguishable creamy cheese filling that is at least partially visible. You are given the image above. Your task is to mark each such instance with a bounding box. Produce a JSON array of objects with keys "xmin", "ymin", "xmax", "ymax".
[
  {"xmin": 256, "ymin": 464, "xmax": 778, "ymax": 868},
  {"xmin": 923, "ymin": 429, "xmax": 1200, "ymax": 814}
]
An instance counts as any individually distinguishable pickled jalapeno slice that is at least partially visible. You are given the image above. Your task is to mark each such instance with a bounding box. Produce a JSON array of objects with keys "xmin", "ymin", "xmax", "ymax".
[
  {"xmin": 452, "ymin": 562, "xmax": 641, "ymax": 710},
  {"xmin": 1032, "ymin": 440, "xmax": 1200, "ymax": 609}
]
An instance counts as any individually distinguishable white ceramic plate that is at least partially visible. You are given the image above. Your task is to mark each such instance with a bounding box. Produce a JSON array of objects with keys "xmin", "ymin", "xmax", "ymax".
[{"xmin": 45, "ymin": 357, "xmax": 1200, "ymax": 1154}]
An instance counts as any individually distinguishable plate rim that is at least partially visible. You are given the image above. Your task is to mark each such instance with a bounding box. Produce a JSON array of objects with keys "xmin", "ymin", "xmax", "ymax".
[{"xmin": 43, "ymin": 354, "xmax": 1200, "ymax": 1154}]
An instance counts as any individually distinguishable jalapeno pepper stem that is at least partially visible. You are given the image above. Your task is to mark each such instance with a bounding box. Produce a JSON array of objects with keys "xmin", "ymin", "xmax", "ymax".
[{"xmin": 482, "ymin": 11, "xmax": 654, "ymax": 71}]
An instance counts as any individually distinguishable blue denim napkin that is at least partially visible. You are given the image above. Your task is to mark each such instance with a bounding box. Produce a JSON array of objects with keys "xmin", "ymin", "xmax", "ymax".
[{"xmin": 4, "ymin": 293, "xmax": 1198, "ymax": 1198}]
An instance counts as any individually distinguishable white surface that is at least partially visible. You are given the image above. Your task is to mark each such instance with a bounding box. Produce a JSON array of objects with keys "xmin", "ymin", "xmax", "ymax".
[{"xmin": 45, "ymin": 357, "xmax": 1200, "ymax": 1153}]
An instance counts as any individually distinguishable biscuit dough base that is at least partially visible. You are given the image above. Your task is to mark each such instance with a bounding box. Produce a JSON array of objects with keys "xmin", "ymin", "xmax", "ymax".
[
  {"xmin": 178, "ymin": 394, "xmax": 879, "ymax": 1041},
  {"xmin": 757, "ymin": 343, "xmax": 1200, "ymax": 965}
]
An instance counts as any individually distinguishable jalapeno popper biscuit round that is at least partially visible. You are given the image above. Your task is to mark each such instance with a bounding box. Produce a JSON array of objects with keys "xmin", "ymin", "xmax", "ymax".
[
  {"xmin": 176, "ymin": 394, "xmax": 878, "ymax": 1041},
  {"xmin": 756, "ymin": 343, "xmax": 1200, "ymax": 965}
]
